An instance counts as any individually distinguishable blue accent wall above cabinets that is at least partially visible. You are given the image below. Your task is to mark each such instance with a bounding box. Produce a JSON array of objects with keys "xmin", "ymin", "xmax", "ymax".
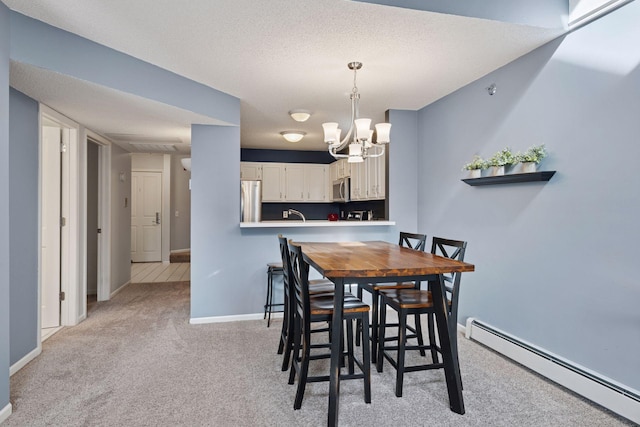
[{"xmin": 241, "ymin": 148, "xmax": 335, "ymax": 164}]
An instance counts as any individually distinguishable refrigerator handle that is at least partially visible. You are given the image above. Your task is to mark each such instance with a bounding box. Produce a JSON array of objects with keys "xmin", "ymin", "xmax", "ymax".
[{"xmin": 240, "ymin": 185, "xmax": 244, "ymax": 221}]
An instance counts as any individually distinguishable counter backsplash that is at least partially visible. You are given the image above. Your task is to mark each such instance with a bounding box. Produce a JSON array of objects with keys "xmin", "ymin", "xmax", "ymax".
[{"xmin": 260, "ymin": 200, "xmax": 386, "ymax": 221}]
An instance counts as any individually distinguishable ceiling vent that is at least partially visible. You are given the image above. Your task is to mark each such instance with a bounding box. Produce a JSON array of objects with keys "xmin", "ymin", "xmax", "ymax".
[
  {"xmin": 128, "ymin": 142, "xmax": 177, "ymax": 152},
  {"xmin": 105, "ymin": 133, "xmax": 183, "ymax": 153}
]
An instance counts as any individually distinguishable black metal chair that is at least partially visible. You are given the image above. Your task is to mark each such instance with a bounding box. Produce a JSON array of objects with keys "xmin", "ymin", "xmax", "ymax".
[
  {"xmin": 287, "ymin": 241, "xmax": 371, "ymax": 410},
  {"xmin": 356, "ymin": 232, "xmax": 427, "ymax": 363},
  {"xmin": 277, "ymin": 235, "xmax": 335, "ymax": 372},
  {"xmin": 264, "ymin": 262, "xmax": 284, "ymax": 327},
  {"xmin": 377, "ymin": 237, "xmax": 467, "ymax": 397}
]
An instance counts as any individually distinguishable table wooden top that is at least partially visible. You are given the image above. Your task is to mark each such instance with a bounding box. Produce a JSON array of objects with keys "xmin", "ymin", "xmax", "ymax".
[{"xmin": 295, "ymin": 241, "xmax": 475, "ymax": 279}]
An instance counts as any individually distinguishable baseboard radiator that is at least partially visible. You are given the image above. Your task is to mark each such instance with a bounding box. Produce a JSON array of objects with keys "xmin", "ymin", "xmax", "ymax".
[{"xmin": 465, "ymin": 318, "xmax": 640, "ymax": 424}]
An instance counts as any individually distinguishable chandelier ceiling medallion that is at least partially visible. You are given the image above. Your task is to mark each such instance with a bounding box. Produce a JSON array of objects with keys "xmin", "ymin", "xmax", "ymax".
[{"xmin": 322, "ymin": 62, "xmax": 391, "ymax": 163}]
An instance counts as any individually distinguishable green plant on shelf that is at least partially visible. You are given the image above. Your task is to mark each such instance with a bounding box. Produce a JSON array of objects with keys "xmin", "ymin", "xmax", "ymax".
[
  {"xmin": 462, "ymin": 155, "xmax": 487, "ymax": 171},
  {"xmin": 515, "ymin": 144, "xmax": 547, "ymax": 164},
  {"xmin": 487, "ymin": 147, "xmax": 515, "ymax": 167}
]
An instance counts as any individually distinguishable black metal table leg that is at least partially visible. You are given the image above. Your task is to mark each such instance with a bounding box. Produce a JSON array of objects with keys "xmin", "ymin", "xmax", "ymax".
[
  {"xmin": 328, "ymin": 277, "xmax": 344, "ymax": 427},
  {"xmin": 430, "ymin": 276, "xmax": 465, "ymax": 414}
]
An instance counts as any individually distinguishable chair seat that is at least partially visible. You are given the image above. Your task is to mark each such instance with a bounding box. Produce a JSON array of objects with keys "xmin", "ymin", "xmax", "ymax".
[
  {"xmin": 308, "ymin": 279, "xmax": 335, "ymax": 295},
  {"xmin": 310, "ymin": 293, "xmax": 370, "ymax": 315},
  {"xmin": 383, "ymin": 289, "xmax": 453, "ymax": 309},
  {"xmin": 383, "ymin": 289, "xmax": 436, "ymax": 309},
  {"xmin": 267, "ymin": 262, "xmax": 284, "ymax": 270},
  {"xmin": 361, "ymin": 282, "xmax": 417, "ymax": 292}
]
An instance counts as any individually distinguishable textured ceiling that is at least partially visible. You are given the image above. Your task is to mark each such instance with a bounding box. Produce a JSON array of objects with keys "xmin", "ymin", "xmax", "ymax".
[{"xmin": 3, "ymin": 0, "xmax": 564, "ymax": 152}]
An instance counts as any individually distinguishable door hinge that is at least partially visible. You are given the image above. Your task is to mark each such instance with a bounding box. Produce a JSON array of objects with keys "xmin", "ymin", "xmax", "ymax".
[
  {"xmin": 60, "ymin": 142, "xmax": 67, "ymax": 153},
  {"xmin": 97, "ymin": 228, "xmax": 102, "ymax": 234},
  {"xmin": 59, "ymin": 291, "xmax": 66, "ymax": 301},
  {"xmin": 60, "ymin": 217, "xmax": 66, "ymax": 227}
]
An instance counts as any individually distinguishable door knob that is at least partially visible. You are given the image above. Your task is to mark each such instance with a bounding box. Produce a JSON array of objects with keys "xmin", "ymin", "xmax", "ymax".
[{"xmin": 155, "ymin": 212, "xmax": 160, "ymax": 225}]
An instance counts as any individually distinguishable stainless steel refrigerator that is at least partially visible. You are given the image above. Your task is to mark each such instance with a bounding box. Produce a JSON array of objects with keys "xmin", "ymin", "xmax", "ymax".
[{"xmin": 240, "ymin": 180, "xmax": 262, "ymax": 222}]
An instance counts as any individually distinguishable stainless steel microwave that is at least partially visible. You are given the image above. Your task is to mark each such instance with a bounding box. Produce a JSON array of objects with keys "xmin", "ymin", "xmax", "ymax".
[{"xmin": 332, "ymin": 177, "xmax": 350, "ymax": 203}]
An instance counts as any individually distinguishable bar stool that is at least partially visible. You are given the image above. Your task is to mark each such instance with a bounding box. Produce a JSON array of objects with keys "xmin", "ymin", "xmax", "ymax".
[{"xmin": 264, "ymin": 262, "xmax": 284, "ymax": 327}]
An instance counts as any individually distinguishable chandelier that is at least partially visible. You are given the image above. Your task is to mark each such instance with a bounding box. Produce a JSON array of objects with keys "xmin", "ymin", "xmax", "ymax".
[{"xmin": 322, "ymin": 62, "xmax": 391, "ymax": 163}]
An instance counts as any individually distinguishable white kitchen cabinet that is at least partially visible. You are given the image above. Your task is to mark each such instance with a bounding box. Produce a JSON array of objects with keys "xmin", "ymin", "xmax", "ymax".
[
  {"xmin": 329, "ymin": 161, "xmax": 338, "ymax": 183},
  {"xmin": 240, "ymin": 162, "xmax": 262, "ymax": 180},
  {"xmin": 261, "ymin": 163, "xmax": 285, "ymax": 201},
  {"xmin": 241, "ymin": 161, "xmax": 333, "ymax": 203},
  {"xmin": 305, "ymin": 164, "xmax": 327, "ymax": 202},
  {"xmin": 284, "ymin": 164, "xmax": 305, "ymax": 202},
  {"xmin": 337, "ymin": 158, "xmax": 350, "ymax": 179},
  {"xmin": 348, "ymin": 152, "xmax": 386, "ymax": 201},
  {"xmin": 367, "ymin": 151, "xmax": 386, "ymax": 200},
  {"xmin": 350, "ymin": 161, "xmax": 368, "ymax": 201}
]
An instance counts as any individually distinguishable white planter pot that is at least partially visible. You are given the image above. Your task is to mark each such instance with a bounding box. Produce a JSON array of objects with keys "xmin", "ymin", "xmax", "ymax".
[
  {"xmin": 468, "ymin": 169, "xmax": 481, "ymax": 178},
  {"xmin": 489, "ymin": 166, "xmax": 505, "ymax": 176},
  {"xmin": 521, "ymin": 162, "xmax": 537, "ymax": 173}
]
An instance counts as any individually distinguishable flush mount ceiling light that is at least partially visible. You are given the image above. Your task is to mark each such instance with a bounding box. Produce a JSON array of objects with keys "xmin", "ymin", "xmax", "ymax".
[
  {"xmin": 289, "ymin": 109, "xmax": 311, "ymax": 122},
  {"xmin": 280, "ymin": 131, "xmax": 306, "ymax": 143},
  {"xmin": 322, "ymin": 62, "xmax": 391, "ymax": 163}
]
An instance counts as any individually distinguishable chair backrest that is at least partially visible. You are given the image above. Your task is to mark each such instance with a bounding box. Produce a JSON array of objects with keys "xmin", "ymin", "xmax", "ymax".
[
  {"xmin": 278, "ymin": 234, "xmax": 294, "ymax": 313},
  {"xmin": 399, "ymin": 232, "xmax": 427, "ymax": 251},
  {"xmin": 430, "ymin": 237, "xmax": 467, "ymax": 331},
  {"xmin": 399, "ymin": 232, "xmax": 427, "ymax": 288},
  {"xmin": 288, "ymin": 241, "xmax": 311, "ymax": 326}
]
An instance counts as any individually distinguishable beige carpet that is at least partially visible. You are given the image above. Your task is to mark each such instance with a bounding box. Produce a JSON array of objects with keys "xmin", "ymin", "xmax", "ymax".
[{"xmin": 6, "ymin": 281, "xmax": 633, "ymax": 426}]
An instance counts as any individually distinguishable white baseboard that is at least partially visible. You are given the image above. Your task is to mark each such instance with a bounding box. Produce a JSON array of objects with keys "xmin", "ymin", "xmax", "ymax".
[
  {"xmin": 170, "ymin": 248, "xmax": 190, "ymax": 254},
  {"xmin": 10, "ymin": 345, "xmax": 42, "ymax": 376},
  {"xmin": 110, "ymin": 280, "xmax": 131, "ymax": 299},
  {"xmin": 190, "ymin": 312, "xmax": 282, "ymax": 324},
  {"xmin": 0, "ymin": 402, "xmax": 12, "ymax": 424},
  {"xmin": 465, "ymin": 318, "xmax": 640, "ymax": 425}
]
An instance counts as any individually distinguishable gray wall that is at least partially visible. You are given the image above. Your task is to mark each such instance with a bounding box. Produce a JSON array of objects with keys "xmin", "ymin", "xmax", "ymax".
[
  {"xmin": 171, "ymin": 155, "xmax": 191, "ymax": 251},
  {"xmin": 8, "ymin": 89, "xmax": 39, "ymax": 365},
  {"xmin": 416, "ymin": 2, "xmax": 640, "ymax": 391},
  {"xmin": 0, "ymin": 1, "xmax": 11, "ymax": 413},
  {"xmin": 110, "ymin": 145, "xmax": 132, "ymax": 294}
]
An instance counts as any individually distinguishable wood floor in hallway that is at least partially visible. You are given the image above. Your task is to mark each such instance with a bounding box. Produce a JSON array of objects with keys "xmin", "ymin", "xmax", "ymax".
[{"xmin": 131, "ymin": 262, "xmax": 190, "ymax": 283}]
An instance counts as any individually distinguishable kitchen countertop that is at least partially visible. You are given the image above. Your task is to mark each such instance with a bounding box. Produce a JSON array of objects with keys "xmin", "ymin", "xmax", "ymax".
[{"xmin": 239, "ymin": 220, "xmax": 396, "ymax": 228}]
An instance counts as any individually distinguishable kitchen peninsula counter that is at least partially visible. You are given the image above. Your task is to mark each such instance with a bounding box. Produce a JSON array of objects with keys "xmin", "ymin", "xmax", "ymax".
[{"xmin": 239, "ymin": 220, "xmax": 395, "ymax": 228}]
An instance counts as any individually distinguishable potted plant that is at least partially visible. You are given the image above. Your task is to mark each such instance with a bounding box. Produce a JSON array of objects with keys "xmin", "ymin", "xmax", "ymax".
[
  {"xmin": 487, "ymin": 147, "xmax": 515, "ymax": 176},
  {"xmin": 515, "ymin": 144, "xmax": 546, "ymax": 173},
  {"xmin": 462, "ymin": 155, "xmax": 486, "ymax": 178}
]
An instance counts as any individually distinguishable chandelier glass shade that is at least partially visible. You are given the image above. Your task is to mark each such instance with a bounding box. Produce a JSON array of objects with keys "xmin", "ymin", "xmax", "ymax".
[{"xmin": 322, "ymin": 62, "xmax": 391, "ymax": 163}]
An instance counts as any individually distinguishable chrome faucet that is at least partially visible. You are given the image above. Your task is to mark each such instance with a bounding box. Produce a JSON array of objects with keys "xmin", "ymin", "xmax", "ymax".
[{"xmin": 287, "ymin": 209, "xmax": 306, "ymax": 222}]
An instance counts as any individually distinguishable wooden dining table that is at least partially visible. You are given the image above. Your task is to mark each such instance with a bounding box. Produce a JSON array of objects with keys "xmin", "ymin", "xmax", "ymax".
[{"xmin": 295, "ymin": 240, "xmax": 475, "ymax": 427}]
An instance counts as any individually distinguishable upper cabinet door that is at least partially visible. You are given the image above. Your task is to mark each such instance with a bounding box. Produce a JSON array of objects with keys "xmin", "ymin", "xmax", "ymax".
[
  {"xmin": 262, "ymin": 163, "xmax": 285, "ymax": 201},
  {"xmin": 367, "ymin": 152, "xmax": 386, "ymax": 200},
  {"xmin": 240, "ymin": 162, "xmax": 262, "ymax": 180},
  {"xmin": 284, "ymin": 164, "xmax": 305, "ymax": 201},
  {"xmin": 305, "ymin": 165, "xmax": 327, "ymax": 202}
]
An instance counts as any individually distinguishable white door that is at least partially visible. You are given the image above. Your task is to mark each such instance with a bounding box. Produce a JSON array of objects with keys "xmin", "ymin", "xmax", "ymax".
[
  {"xmin": 41, "ymin": 126, "xmax": 62, "ymax": 329},
  {"xmin": 131, "ymin": 171, "xmax": 162, "ymax": 262}
]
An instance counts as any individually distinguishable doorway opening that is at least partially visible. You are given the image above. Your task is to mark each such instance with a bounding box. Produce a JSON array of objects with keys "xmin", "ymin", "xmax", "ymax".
[{"xmin": 85, "ymin": 133, "xmax": 112, "ymax": 305}]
